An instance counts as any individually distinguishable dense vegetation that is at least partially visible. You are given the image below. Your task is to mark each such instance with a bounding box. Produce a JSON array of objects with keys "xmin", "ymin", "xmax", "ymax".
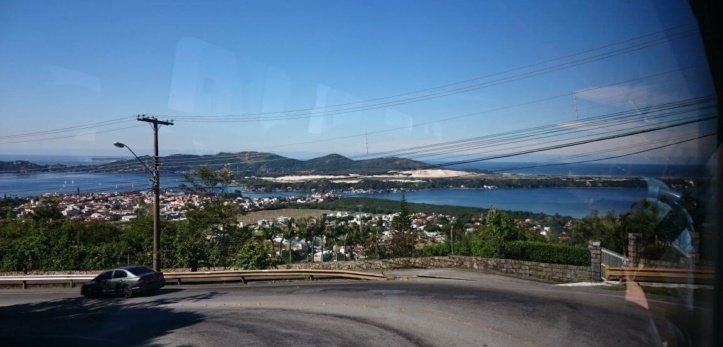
[
  {"xmin": 0, "ymin": 203, "xmax": 271, "ymax": 272},
  {"xmin": 243, "ymin": 175, "xmax": 646, "ymax": 192},
  {"xmin": 415, "ymin": 207, "xmax": 588, "ymax": 265},
  {"xmin": 0, "ymin": 166, "xmax": 701, "ymax": 271},
  {"xmin": 292, "ymin": 197, "xmax": 574, "ymax": 235},
  {"xmin": 0, "ymin": 167, "xmax": 273, "ymax": 272}
]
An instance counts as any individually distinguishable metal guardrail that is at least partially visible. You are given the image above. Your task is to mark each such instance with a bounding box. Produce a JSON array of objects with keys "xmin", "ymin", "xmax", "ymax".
[
  {"xmin": 0, "ymin": 269, "xmax": 386, "ymax": 289},
  {"xmin": 601, "ymin": 247, "xmax": 628, "ymax": 268},
  {"xmin": 602, "ymin": 265, "xmax": 714, "ymax": 284}
]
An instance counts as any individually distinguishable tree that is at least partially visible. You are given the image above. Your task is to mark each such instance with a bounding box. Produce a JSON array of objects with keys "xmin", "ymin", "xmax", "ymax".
[
  {"xmin": 618, "ymin": 198, "xmax": 673, "ymax": 258},
  {"xmin": 234, "ymin": 239, "xmax": 270, "ymax": 269},
  {"xmin": 180, "ymin": 165, "xmax": 244, "ymax": 269},
  {"xmin": 462, "ymin": 209, "xmax": 517, "ymax": 258},
  {"xmin": 569, "ymin": 210, "xmax": 623, "ymax": 252},
  {"xmin": 389, "ymin": 193, "xmax": 416, "ymax": 258},
  {"xmin": 391, "ymin": 192, "xmax": 412, "ymax": 232},
  {"xmin": 180, "ymin": 165, "xmax": 234, "ymax": 198}
]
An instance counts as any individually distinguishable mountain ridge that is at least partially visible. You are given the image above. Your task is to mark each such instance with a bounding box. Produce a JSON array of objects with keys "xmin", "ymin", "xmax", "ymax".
[{"xmin": 0, "ymin": 152, "xmax": 430, "ymax": 177}]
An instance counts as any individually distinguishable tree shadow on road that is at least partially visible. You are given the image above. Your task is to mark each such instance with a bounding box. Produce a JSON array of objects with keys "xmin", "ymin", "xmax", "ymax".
[{"xmin": 0, "ymin": 290, "xmax": 223, "ymax": 346}]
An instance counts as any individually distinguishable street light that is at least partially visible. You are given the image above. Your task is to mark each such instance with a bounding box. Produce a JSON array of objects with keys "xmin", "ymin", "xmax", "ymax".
[
  {"xmin": 114, "ymin": 142, "xmax": 152, "ymax": 174},
  {"xmin": 114, "ymin": 141, "xmax": 162, "ymax": 271}
]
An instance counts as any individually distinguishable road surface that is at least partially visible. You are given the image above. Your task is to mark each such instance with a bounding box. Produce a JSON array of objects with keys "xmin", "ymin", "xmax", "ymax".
[{"xmin": 0, "ymin": 269, "xmax": 698, "ymax": 346}]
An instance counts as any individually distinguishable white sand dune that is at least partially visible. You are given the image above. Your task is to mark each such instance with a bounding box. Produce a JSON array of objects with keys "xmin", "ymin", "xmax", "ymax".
[{"xmin": 260, "ymin": 169, "xmax": 478, "ymax": 182}]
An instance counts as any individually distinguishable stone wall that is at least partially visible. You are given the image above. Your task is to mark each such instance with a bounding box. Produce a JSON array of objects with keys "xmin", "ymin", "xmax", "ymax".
[
  {"xmin": 2, "ymin": 257, "xmax": 592, "ymax": 283},
  {"xmin": 286, "ymin": 256, "xmax": 592, "ymax": 283}
]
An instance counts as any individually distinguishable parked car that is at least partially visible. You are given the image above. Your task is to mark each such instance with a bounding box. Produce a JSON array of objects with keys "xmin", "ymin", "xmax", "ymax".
[{"xmin": 81, "ymin": 266, "xmax": 165, "ymax": 298}]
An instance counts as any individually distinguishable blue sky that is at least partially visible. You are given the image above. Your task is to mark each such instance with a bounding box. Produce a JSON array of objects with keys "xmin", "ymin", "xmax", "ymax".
[{"xmin": 0, "ymin": 0, "xmax": 716, "ymax": 165}]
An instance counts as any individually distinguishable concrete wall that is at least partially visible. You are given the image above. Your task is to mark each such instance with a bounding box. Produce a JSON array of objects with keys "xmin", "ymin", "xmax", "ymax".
[{"xmin": 286, "ymin": 256, "xmax": 592, "ymax": 283}]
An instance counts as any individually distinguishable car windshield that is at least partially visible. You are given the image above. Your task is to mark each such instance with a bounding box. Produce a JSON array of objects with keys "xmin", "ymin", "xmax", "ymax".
[{"xmin": 0, "ymin": 1, "xmax": 719, "ymax": 346}]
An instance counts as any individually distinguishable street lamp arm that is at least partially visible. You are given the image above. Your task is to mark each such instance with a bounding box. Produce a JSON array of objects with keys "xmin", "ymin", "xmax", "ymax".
[{"xmin": 114, "ymin": 142, "xmax": 153, "ymax": 174}]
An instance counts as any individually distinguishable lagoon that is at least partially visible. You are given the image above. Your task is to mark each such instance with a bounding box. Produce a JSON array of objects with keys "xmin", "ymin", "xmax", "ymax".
[
  {"xmin": 355, "ymin": 188, "xmax": 648, "ymax": 218},
  {"xmin": 0, "ymin": 173, "xmax": 649, "ymax": 218}
]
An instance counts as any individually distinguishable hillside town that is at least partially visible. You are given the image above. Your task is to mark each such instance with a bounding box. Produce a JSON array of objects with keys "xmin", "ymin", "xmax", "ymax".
[
  {"xmin": 12, "ymin": 190, "xmax": 332, "ymax": 222},
  {"xmin": 7, "ymin": 189, "xmax": 567, "ymax": 262}
]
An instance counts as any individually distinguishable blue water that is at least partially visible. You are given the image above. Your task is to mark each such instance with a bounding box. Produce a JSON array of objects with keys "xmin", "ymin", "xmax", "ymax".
[
  {"xmin": 0, "ymin": 168, "xmax": 658, "ymax": 217},
  {"xmin": 0, "ymin": 172, "xmax": 185, "ymax": 196},
  {"xmin": 0, "ymin": 172, "xmax": 308, "ymax": 200},
  {"xmin": 356, "ymin": 188, "xmax": 647, "ymax": 218}
]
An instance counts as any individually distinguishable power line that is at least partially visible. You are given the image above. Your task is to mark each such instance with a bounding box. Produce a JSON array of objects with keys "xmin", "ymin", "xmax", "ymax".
[
  {"xmin": 0, "ymin": 117, "xmax": 135, "ymax": 140},
  {"xmin": 245, "ymin": 64, "xmax": 705, "ymax": 151},
  {"xmin": 0, "ymin": 27, "xmax": 699, "ymax": 147},
  {"xmin": 353, "ymin": 96, "xmax": 714, "ymax": 159},
  {"xmin": 170, "ymin": 23, "xmax": 696, "ymax": 121},
  {"xmin": 177, "ymin": 27, "xmax": 696, "ymax": 123},
  {"xmin": 492, "ymin": 132, "xmax": 715, "ymax": 172},
  {"xmin": 0, "ymin": 124, "xmax": 145, "ymax": 145},
  {"xmin": 398, "ymin": 109, "xmax": 711, "ymax": 161},
  {"xmin": 491, "ymin": 133, "xmax": 715, "ymax": 173},
  {"xmin": 436, "ymin": 115, "xmax": 715, "ymax": 167},
  {"xmin": 0, "ymin": 94, "xmax": 712, "ymax": 175}
]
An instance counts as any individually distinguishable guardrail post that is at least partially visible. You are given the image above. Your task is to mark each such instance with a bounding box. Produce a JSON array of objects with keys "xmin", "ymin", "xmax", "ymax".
[
  {"xmin": 241, "ymin": 276, "xmax": 246, "ymax": 284},
  {"xmin": 70, "ymin": 280, "xmax": 75, "ymax": 288},
  {"xmin": 22, "ymin": 280, "xmax": 27, "ymax": 289},
  {"xmin": 588, "ymin": 241, "xmax": 602, "ymax": 282},
  {"xmin": 177, "ymin": 278, "xmax": 182, "ymax": 285}
]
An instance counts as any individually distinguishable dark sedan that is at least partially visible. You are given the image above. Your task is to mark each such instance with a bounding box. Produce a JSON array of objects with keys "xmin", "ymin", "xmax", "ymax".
[{"xmin": 81, "ymin": 266, "xmax": 165, "ymax": 298}]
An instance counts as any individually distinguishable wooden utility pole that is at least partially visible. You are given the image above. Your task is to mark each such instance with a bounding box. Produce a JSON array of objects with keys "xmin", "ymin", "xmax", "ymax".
[{"xmin": 137, "ymin": 115, "xmax": 173, "ymax": 272}]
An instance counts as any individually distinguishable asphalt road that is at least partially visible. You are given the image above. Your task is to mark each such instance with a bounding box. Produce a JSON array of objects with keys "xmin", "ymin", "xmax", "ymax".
[{"xmin": 0, "ymin": 269, "xmax": 702, "ymax": 346}]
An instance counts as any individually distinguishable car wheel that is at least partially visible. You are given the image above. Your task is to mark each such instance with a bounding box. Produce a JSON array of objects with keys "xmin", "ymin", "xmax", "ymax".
[
  {"xmin": 83, "ymin": 286, "xmax": 97, "ymax": 298},
  {"xmin": 122, "ymin": 285, "xmax": 133, "ymax": 298}
]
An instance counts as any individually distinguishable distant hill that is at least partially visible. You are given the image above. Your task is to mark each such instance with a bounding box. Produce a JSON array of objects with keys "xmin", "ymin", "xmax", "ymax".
[
  {"xmin": 9, "ymin": 152, "xmax": 429, "ymax": 177},
  {"xmin": 0, "ymin": 160, "xmax": 45, "ymax": 173}
]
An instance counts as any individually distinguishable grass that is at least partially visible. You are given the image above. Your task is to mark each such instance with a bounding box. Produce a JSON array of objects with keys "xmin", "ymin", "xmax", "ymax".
[{"xmin": 238, "ymin": 208, "xmax": 337, "ymax": 224}]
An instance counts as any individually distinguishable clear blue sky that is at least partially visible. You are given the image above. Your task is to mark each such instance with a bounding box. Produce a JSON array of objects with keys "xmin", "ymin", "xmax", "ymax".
[{"xmin": 0, "ymin": 0, "xmax": 715, "ymax": 165}]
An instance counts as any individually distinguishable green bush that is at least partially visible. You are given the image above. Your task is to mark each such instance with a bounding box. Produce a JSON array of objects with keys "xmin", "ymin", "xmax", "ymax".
[
  {"xmin": 234, "ymin": 239, "xmax": 271, "ymax": 269},
  {"xmin": 420, "ymin": 241, "xmax": 450, "ymax": 256},
  {"xmin": 502, "ymin": 241, "xmax": 590, "ymax": 266}
]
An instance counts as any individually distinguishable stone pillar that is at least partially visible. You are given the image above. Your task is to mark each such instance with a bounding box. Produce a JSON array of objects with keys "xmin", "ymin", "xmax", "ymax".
[
  {"xmin": 627, "ymin": 233, "xmax": 642, "ymax": 267},
  {"xmin": 588, "ymin": 240, "xmax": 601, "ymax": 282}
]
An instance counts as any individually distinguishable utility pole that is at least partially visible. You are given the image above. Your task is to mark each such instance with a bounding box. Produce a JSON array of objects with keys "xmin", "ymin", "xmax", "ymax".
[
  {"xmin": 137, "ymin": 115, "xmax": 174, "ymax": 272},
  {"xmin": 451, "ymin": 225, "xmax": 454, "ymax": 256},
  {"xmin": 357, "ymin": 205, "xmax": 363, "ymax": 261}
]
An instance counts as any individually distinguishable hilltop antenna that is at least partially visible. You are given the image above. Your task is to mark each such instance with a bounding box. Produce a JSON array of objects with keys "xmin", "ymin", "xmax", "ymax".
[{"xmin": 365, "ymin": 132, "xmax": 369, "ymax": 155}]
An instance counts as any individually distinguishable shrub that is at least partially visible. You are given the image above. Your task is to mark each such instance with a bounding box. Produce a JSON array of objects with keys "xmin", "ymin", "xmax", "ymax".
[
  {"xmin": 234, "ymin": 240, "xmax": 271, "ymax": 269},
  {"xmin": 502, "ymin": 241, "xmax": 590, "ymax": 266},
  {"xmin": 421, "ymin": 241, "xmax": 450, "ymax": 256}
]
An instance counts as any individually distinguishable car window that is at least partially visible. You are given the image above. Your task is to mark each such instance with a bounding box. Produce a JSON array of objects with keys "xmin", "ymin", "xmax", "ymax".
[
  {"xmin": 127, "ymin": 266, "xmax": 155, "ymax": 276},
  {"xmin": 96, "ymin": 271, "xmax": 112, "ymax": 281},
  {"xmin": 112, "ymin": 270, "xmax": 127, "ymax": 279}
]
